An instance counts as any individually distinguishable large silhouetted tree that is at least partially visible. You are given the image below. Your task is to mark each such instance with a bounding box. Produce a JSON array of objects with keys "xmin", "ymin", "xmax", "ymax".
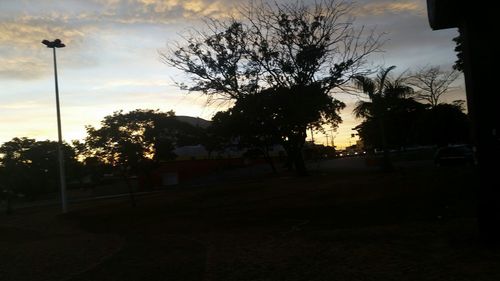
[
  {"xmin": 354, "ymin": 66, "xmax": 422, "ymax": 169},
  {"xmin": 408, "ymin": 66, "xmax": 459, "ymax": 107},
  {"xmin": 209, "ymin": 84, "xmax": 345, "ymax": 173},
  {"xmin": 414, "ymin": 102, "xmax": 470, "ymax": 146},
  {"xmin": 162, "ymin": 0, "xmax": 381, "ymax": 174}
]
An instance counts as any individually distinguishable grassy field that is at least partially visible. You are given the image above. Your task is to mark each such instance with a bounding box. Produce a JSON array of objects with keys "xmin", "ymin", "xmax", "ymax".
[{"xmin": 1, "ymin": 163, "xmax": 499, "ymax": 281}]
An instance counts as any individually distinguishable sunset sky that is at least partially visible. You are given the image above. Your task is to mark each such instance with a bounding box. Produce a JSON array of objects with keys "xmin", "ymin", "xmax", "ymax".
[{"xmin": 0, "ymin": 0, "xmax": 463, "ymax": 149}]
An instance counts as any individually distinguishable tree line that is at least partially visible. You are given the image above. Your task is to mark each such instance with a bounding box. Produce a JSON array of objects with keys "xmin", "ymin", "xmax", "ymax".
[
  {"xmin": 354, "ymin": 66, "xmax": 467, "ymax": 149},
  {"xmin": 0, "ymin": 110, "xmax": 208, "ymax": 204},
  {"xmin": 1, "ymin": 0, "xmax": 468, "ymax": 207}
]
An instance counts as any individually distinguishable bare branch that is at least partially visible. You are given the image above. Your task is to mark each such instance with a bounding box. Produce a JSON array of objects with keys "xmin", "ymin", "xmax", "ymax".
[
  {"xmin": 160, "ymin": 0, "xmax": 383, "ymax": 101},
  {"xmin": 407, "ymin": 66, "xmax": 460, "ymax": 107}
]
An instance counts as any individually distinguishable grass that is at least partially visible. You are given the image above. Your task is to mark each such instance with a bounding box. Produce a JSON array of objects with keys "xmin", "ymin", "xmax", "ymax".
[{"xmin": 1, "ymin": 163, "xmax": 499, "ymax": 281}]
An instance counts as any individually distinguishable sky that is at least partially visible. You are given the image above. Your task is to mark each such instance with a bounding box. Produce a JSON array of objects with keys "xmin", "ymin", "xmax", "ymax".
[{"xmin": 0, "ymin": 0, "xmax": 463, "ymax": 149}]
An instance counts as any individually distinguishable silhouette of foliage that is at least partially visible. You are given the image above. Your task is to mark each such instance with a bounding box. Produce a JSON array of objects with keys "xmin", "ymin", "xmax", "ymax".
[
  {"xmin": 354, "ymin": 68, "xmax": 470, "ymax": 150},
  {"xmin": 84, "ymin": 109, "xmax": 204, "ymax": 170},
  {"xmin": 163, "ymin": 0, "xmax": 381, "ymax": 99},
  {"xmin": 452, "ymin": 33, "xmax": 464, "ymax": 72},
  {"xmin": 209, "ymin": 84, "xmax": 344, "ymax": 172},
  {"xmin": 0, "ymin": 137, "xmax": 79, "ymax": 200},
  {"xmin": 83, "ymin": 109, "xmax": 205, "ymax": 205},
  {"xmin": 408, "ymin": 66, "xmax": 459, "ymax": 107},
  {"xmin": 354, "ymin": 99, "xmax": 427, "ymax": 149},
  {"xmin": 353, "ymin": 66, "xmax": 423, "ymax": 168},
  {"xmin": 210, "ymin": 105, "xmax": 280, "ymax": 172},
  {"xmin": 414, "ymin": 103, "xmax": 470, "ymax": 146},
  {"xmin": 162, "ymin": 0, "xmax": 381, "ymax": 174}
]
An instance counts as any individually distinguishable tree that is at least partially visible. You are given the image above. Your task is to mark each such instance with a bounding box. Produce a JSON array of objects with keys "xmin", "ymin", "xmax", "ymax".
[
  {"xmin": 210, "ymin": 84, "xmax": 344, "ymax": 173},
  {"xmin": 353, "ymin": 66, "xmax": 423, "ymax": 169},
  {"xmin": 84, "ymin": 109, "xmax": 204, "ymax": 204},
  {"xmin": 414, "ymin": 102, "xmax": 470, "ymax": 146},
  {"xmin": 0, "ymin": 137, "xmax": 80, "ymax": 212},
  {"xmin": 0, "ymin": 137, "xmax": 35, "ymax": 213},
  {"xmin": 408, "ymin": 66, "xmax": 460, "ymax": 107},
  {"xmin": 162, "ymin": 0, "xmax": 381, "ymax": 174},
  {"xmin": 452, "ymin": 33, "xmax": 464, "ymax": 72},
  {"xmin": 210, "ymin": 107, "xmax": 278, "ymax": 172},
  {"xmin": 83, "ymin": 109, "xmax": 204, "ymax": 184},
  {"xmin": 83, "ymin": 109, "xmax": 202, "ymax": 168},
  {"xmin": 144, "ymin": 112, "xmax": 205, "ymax": 163}
]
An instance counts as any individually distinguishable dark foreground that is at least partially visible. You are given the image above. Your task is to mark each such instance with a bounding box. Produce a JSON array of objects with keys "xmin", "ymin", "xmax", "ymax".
[{"xmin": 1, "ymin": 163, "xmax": 499, "ymax": 281}]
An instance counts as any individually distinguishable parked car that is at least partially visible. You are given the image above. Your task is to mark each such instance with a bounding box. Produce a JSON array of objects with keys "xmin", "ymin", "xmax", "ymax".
[{"xmin": 434, "ymin": 145, "xmax": 476, "ymax": 166}]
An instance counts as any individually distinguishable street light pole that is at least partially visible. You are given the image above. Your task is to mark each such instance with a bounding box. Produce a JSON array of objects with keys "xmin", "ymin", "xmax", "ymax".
[{"xmin": 42, "ymin": 39, "xmax": 67, "ymax": 213}]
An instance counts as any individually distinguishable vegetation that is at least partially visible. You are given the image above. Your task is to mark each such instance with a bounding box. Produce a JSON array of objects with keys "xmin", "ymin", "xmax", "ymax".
[
  {"xmin": 408, "ymin": 66, "xmax": 460, "ymax": 107},
  {"xmin": 0, "ymin": 74, "xmax": 470, "ymax": 209},
  {"xmin": 0, "ymin": 2, "xmax": 472, "ymax": 210},
  {"xmin": 0, "ymin": 61, "xmax": 469, "ymax": 209},
  {"xmin": 353, "ymin": 66, "xmax": 414, "ymax": 168},
  {"xmin": 210, "ymin": 84, "xmax": 345, "ymax": 173},
  {"xmin": 353, "ymin": 67, "xmax": 469, "ymax": 153},
  {"xmin": 83, "ymin": 109, "xmax": 203, "ymax": 170},
  {"xmin": 452, "ymin": 33, "xmax": 464, "ymax": 72},
  {"xmin": 0, "ymin": 138, "xmax": 81, "ymax": 204},
  {"xmin": 161, "ymin": 0, "xmax": 381, "ymax": 174},
  {"xmin": 414, "ymin": 102, "xmax": 470, "ymax": 146}
]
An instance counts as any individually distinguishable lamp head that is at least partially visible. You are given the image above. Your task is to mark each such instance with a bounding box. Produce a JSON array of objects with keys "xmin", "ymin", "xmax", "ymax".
[{"xmin": 42, "ymin": 39, "xmax": 66, "ymax": 48}]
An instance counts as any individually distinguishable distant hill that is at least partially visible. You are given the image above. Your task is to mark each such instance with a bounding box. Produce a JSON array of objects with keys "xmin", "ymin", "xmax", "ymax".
[{"xmin": 174, "ymin": 116, "xmax": 211, "ymax": 129}]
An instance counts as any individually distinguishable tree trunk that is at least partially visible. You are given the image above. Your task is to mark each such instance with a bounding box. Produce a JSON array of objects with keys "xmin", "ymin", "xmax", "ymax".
[
  {"xmin": 379, "ymin": 116, "xmax": 393, "ymax": 171},
  {"xmin": 282, "ymin": 132, "xmax": 308, "ymax": 176},
  {"xmin": 293, "ymin": 150, "xmax": 308, "ymax": 176},
  {"xmin": 263, "ymin": 147, "xmax": 277, "ymax": 174},
  {"xmin": 120, "ymin": 170, "xmax": 136, "ymax": 207}
]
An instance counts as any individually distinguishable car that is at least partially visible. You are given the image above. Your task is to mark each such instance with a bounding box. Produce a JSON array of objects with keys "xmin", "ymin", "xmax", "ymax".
[{"xmin": 434, "ymin": 145, "xmax": 476, "ymax": 166}]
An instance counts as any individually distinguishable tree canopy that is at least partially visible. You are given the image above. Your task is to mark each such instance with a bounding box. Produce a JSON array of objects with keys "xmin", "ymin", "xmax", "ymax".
[
  {"xmin": 452, "ymin": 33, "xmax": 464, "ymax": 72},
  {"xmin": 83, "ymin": 109, "xmax": 204, "ymax": 171},
  {"xmin": 163, "ymin": 0, "xmax": 380, "ymax": 99},
  {"xmin": 408, "ymin": 66, "xmax": 459, "ymax": 107},
  {"xmin": 162, "ymin": 0, "xmax": 381, "ymax": 174},
  {"xmin": 353, "ymin": 67, "xmax": 469, "ymax": 150},
  {"xmin": 0, "ymin": 137, "xmax": 79, "ymax": 199},
  {"xmin": 353, "ymin": 66, "xmax": 424, "ymax": 153}
]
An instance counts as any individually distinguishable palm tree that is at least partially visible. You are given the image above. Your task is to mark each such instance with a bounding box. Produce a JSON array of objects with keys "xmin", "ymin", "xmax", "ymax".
[{"xmin": 353, "ymin": 66, "xmax": 415, "ymax": 170}]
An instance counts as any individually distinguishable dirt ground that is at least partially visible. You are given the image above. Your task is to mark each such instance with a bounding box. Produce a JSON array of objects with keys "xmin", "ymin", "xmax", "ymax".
[{"xmin": 1, "ymin": 163, "xmax": 499, "ymax": 281}]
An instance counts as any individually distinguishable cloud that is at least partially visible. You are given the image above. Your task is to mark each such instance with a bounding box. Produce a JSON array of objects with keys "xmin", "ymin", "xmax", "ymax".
[
  {"xmin": 0, "ymin": 18, "xmax": 89, "ymax": 49},
  {"xmin": 0, "ymin": 0, "xmax": 241, "ymax": 80},
  {"xmin": 0, "ymin": 14, "xmax": 97, "ymax": 80},
  {"xmin": 81, "ymin": 0, "xmax": 239, "ymax": 24},
  {"xmin": 0, "ymin": 56, "xmax": 48, "ymax": 80},
  {"xmin": 355, "ymin": 0, "xmax": 425, "ymax": 17}
]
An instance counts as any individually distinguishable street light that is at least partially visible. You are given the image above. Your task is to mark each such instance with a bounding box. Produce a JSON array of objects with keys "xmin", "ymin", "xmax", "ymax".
[{"xmin": 42, "ymin": 39, "xmax": 67, "ymax": 213}]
